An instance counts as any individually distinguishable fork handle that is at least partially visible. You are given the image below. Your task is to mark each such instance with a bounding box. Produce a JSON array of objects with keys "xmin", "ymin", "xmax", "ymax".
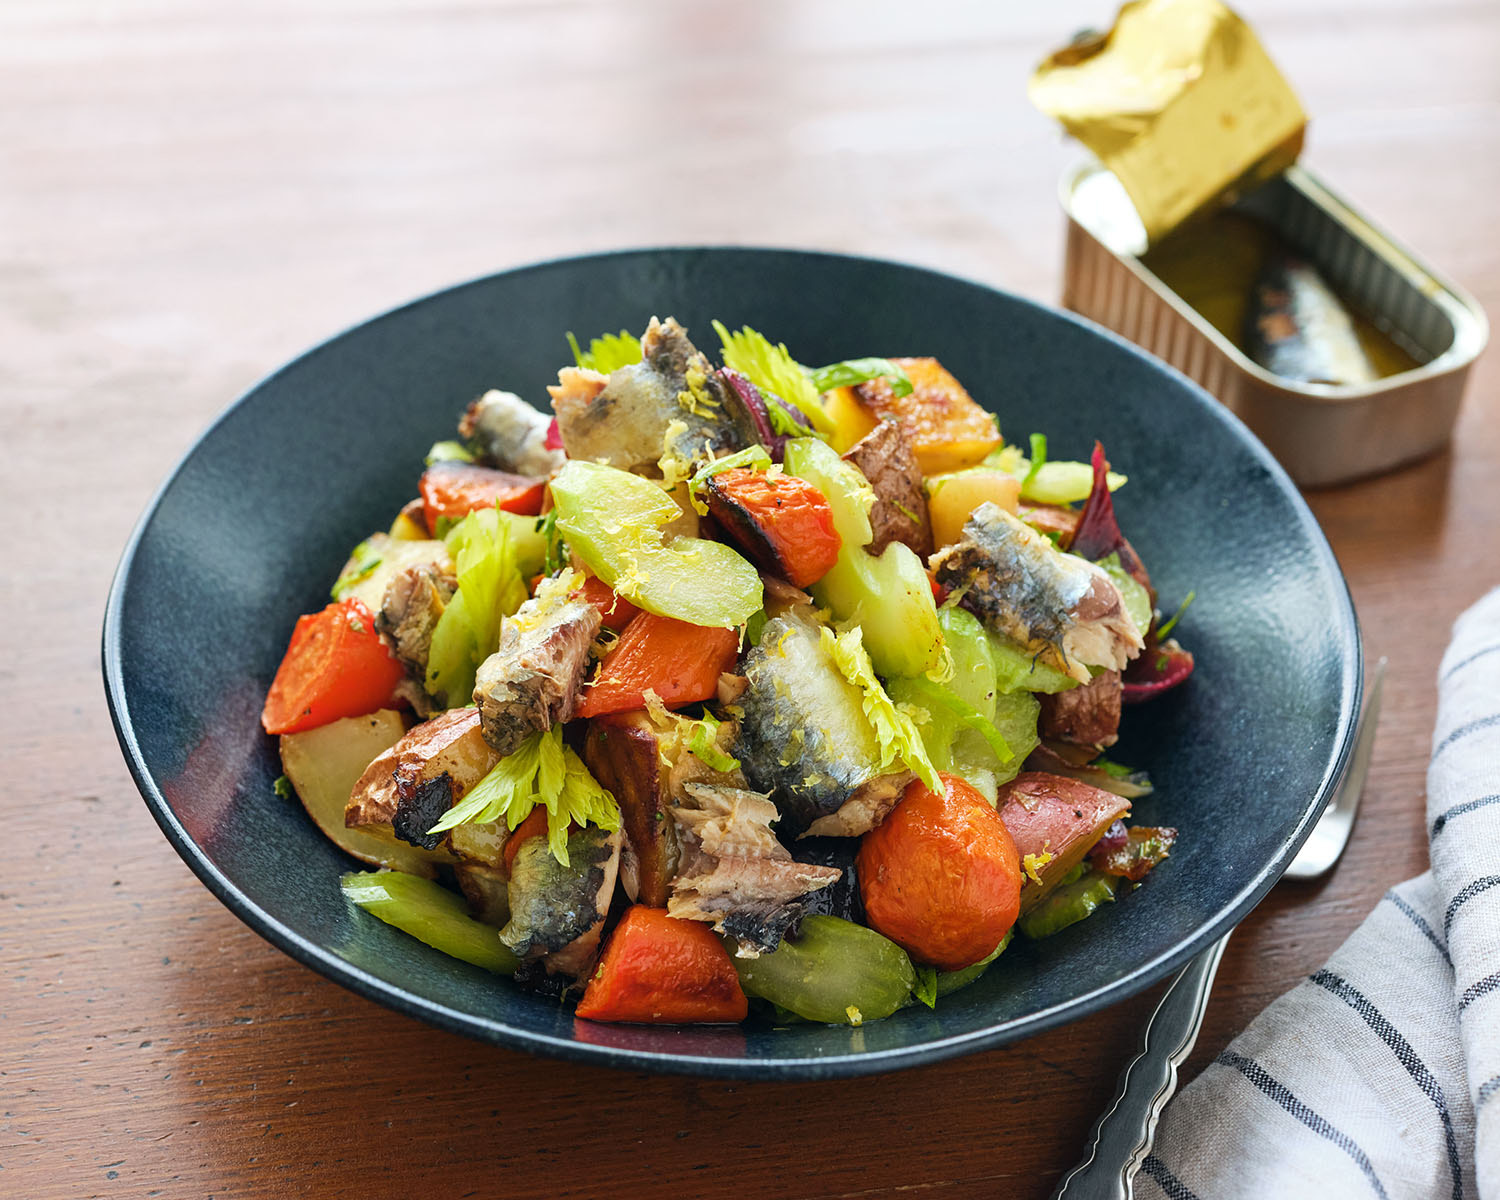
[{"xmin": 1050, "ymin": 935, "xmax": 1230, "ymax": 1200}]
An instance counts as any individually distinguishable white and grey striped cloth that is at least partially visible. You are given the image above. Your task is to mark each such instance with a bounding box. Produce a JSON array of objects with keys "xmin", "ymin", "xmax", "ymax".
[{"xmin": 1140, "ymin": 587, "xmax": 1500, "ymax": 1199}]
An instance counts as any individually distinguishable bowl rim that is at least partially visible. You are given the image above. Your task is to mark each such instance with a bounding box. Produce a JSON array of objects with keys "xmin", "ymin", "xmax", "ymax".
[{"xmin": 101, "ymin": 244, "xmax": 1362, "ymax": 1080}]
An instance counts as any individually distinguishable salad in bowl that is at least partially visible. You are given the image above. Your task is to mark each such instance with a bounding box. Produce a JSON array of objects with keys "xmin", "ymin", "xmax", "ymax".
[{"xmin": 262, "ymin": 315, "xmax": 1193, "ymax": 1027}]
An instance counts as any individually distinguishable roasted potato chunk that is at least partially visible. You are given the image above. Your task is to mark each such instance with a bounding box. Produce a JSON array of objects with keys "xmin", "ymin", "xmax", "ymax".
[
  {"xmin": 852, "ymin": 358, "xmax": 1001, "ymax": 474},
  {"xmin": 996, "ymin": 772, "xmax": 1131, "ymax": 911},
  {"xmin": 842, "ymin": 419, "xmax": 933, "ymax": 558},
  {"xmin": 279, "ymin": 710, "xmax": 447, "ymax": 876},
  {"xmin": 346, "ymin": 707, "xmax": 499, "ymax": 857}
]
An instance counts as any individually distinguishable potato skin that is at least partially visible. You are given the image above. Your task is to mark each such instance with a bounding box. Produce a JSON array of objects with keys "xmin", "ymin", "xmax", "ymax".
[
  {"xmin": 345, "ymin": 706, "xmax": 499, "ymax": 832},
  {"xmin": 1038, "ymin": 670, "xmax": 1123, "ymax": 750},
  {"xmin": 996, "ymin": 772, "xmax": 1131, "ymax": 911},
  {"xmin": 842, "ymin": 420, "xmax": 933, "ymax": 558}
]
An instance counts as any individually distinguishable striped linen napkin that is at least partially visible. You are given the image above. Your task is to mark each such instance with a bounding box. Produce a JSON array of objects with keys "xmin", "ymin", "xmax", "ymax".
[{"xmin": 1139, "ymin": 587, "xmax": 1500, "ymax": 1199}]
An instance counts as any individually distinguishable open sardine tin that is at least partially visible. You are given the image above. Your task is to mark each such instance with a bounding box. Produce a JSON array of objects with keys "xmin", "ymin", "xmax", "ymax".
[
  {"xmin": 1060, "ymin": 163, "xmax": 1487, "ymax": 486},
  {"xmin": 1035, "ymin": 0, "xmax": 1486, "ymax": 486}
]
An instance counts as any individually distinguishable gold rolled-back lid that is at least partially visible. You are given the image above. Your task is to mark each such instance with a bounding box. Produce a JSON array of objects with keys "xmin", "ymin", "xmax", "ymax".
[{"xmin": 1030, "ymin": 0, "xmax": 1306, "ymax": 245}]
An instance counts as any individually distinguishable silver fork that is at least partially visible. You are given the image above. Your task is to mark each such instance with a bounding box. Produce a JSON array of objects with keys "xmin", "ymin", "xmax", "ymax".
[{"xmin": 1051, "ymin": 657, "xmax": 1386, "ymax": 1200}]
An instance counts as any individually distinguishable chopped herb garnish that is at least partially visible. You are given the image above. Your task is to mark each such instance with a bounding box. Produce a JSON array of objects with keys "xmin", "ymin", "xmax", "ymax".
[
  {"xmin": 1022, "ymin": 432, "xmax": 1048, "ymax": 490},
  {"xmin": 272, "ymin": 774, "xmax": 293, "ymax": 800},
  {"xmin": 1155, "ymin": 590, "xmax": 1197, "ymax": 640},
  {"xmin": 809, "ymin": 357, "xmax": 913, "ymax": 398}
]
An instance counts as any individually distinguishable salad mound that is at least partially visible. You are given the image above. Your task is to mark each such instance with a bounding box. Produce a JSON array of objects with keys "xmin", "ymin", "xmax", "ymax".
[{"xmin": 263, "ymin": 316, "xmax": 1194, "ymax": 1027}]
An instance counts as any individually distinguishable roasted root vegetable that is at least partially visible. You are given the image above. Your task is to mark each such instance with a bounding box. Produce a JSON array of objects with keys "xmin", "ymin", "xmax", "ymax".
[
  {"xmin": 995, "ymin": 772, "xmax": 1131, "ymax": 910},
  {"xmin": 850, "ymin": 358, "xmax": 1001, "ymax": 474},
  {"xmin": 550, "ymin": 460, "xmax": 763, "ymax": 629},
  {"xmin": 572, "ymin": 574, "xmax": 642, "ymax": 632},
  {"xmin": 341, "ymin": 870, "xmax": 519, "ymax": 973},
  {"xmin": 926, "ymin": 469, "xmax": 1022, "ymax": 550},
  {"xmin": 418, "ymin": 460, "xmax": 547, "ymax": 530},
  {"xmin": 840, "ymin": 420, "xmax": 933, "ymax": 558},
  {"xmin": 1038, "ymin": 669, "xmax": 1123, "ymax": 750},
  {"xmin": 703, "ymin": 468, "xmax": 842, "ymax": 588},
  {"xmin": 575, "ymin": 905, "xmax": 748, "ymax": 1024},
  {"xmin": 823, "ymin": 385, "xmax": 878, "ymax": 452},
  {"xmin": 582, "ymin": 710, "xmax": 687, "ymax": 907},
  {"xmin": 261, "ymin": 598, "xmax": 405, "ymax": 735},
  {"xmin": 344, "ymin": 705, "xmax": 499, "ymax": 852},
  {"xmin": 279, "ymin": 709, "xmax": 447, "ymax": 876},
  {"xmin": 857, "ymin": 775, "xmax": 1023, "ymax": 971},
  {"xmin": 1122, "ymin": 638, "xmax": 1196, "ymax": 702},
  {"xmin": 729, "ymin": 914, "xmax": 917, "ymax": 1025},
  {"xmin": 575, "ymin": 611, "xmax": 739, "ymax": 719}
]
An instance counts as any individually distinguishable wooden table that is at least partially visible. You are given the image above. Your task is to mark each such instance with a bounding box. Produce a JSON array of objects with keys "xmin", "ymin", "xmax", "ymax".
[{"xmin": 7, "ymin": 1, "xmax": 1496, "ymax": 1195}]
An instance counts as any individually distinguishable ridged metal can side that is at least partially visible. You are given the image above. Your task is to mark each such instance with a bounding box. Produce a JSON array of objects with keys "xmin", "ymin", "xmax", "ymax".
[{"xmin": 1060, "ymin": 162, "xmax": 1488, "ymax": 487}]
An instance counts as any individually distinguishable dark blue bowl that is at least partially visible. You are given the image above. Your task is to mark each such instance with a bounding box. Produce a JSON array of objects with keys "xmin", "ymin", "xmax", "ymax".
[{"xmin": 103, "ymin": 247, "xmax": 1360, "ymax": 1079}]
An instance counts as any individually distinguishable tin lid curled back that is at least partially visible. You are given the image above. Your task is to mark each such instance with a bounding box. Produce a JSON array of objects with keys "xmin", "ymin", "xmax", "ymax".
[{"xmin": 1030, "ymin": 0, "xmax": 1306, "ymax": 245}]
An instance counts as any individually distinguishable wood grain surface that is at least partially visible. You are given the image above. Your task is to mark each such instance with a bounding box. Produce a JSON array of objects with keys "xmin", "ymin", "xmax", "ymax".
[{"xmin": 5, "ymin": 1, "xmax": 1496, "ymax": 1196}]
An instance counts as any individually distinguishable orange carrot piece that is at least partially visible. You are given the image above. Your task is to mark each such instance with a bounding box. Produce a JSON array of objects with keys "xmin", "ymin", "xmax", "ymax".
[
  {"xmin": 261, "ymin": 599, "xmax": 405, "ymax": 734},
  {"xmin": 703, "ymin": 468, "xmax": 842, "ymax": 588},
  {"xmin": 574, "ymin": 612, "xmax": 738, "ymax": 719},
  {"xmin": 575, "ymin": 906, "xmax": 747, "ymax": 1024},
  {"xmin": 572, "ymin": 575, "xmax": 642, "ymax": 632},
  {"xmin": 419, "ymin": 461, "xmax": 545, "ymax": 530}
]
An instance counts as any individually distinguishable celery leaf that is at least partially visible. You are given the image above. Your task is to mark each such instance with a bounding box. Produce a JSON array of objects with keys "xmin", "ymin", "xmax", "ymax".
[{"xmin": 822, "ymin": 626, "xmax": 941, "ymax": 792}]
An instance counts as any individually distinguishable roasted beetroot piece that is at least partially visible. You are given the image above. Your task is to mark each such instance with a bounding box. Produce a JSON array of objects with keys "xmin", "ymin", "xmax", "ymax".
[
  {"xmin": 1089, "ymin": 824, "xmax": 1177, "ymax": 881},
  {"xmin": 1121, "ymin": 638, "xmax": 1195, "ymax": 703},
  {"xmin": 1068, "ymin": 442, "xmax": 1149, "ymax": 588}
]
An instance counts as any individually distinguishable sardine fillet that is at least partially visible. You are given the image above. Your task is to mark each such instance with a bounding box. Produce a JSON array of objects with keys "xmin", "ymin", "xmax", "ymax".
[
  {"xmin": 473, "ymin": 596, "xmax": 602, "ymax": 756},
  {"xmin": 932, "ymin": 502, "xmax": 1142, "ymax": 682}
]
